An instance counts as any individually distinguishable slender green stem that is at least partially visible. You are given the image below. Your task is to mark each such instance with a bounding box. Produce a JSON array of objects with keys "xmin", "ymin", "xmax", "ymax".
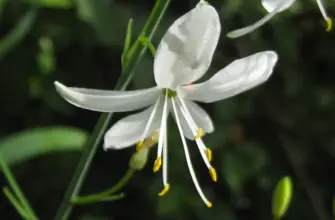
[
  {"xmin": 0, "ymin": 153, "xmax": 38, "ymax": 219},
  {"xmin": 71, "ymin": 193, "xmax": 125, "ymax": 205},
  {"xmin": 3, "ymin": 187, "xmax": 30, "ymax": 219},
  {"xmin": 53, "ymin": 1, "xmax": 170, "ymax": 220},
  {"xmin": 71, "ymin": 169, "xmax": 134, "ymax": 204}
]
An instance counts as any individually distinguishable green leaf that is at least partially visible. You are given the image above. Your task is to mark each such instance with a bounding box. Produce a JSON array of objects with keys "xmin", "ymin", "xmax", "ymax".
[
  {"xmin": 3, "ymin": 187, "xmax": 30, "ymax": 219},
  {"xmin": 121, "ymin": 18, "xmax": 134, "ymax": 66},
  {"xmin": 272, "ymin": 176, "xmax": 293, "ymax": 219},
  {"xmin": 221, "ymin": 142, "xmax": 268, "ymax": 193},
  {"xmin": 0, "ymin": 126, "xmax": 88, "ymax": 166}
]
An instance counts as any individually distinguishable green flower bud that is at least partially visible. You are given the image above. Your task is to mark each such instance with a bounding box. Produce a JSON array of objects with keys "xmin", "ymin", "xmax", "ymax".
[
  {"xmin": 129, "ymin": 148, "xmax": 149, "ymax": 170},
  {"xmin": 272, "ymin": 176, "xmax": 293, "ymax": 219}
]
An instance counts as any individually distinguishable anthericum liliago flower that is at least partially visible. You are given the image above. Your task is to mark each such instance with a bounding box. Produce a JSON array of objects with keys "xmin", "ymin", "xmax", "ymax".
[
  {"xmin": 227, "ymin": 0, "xmax": 332, "ymax": 38},
  {"xmin": 54, "ymin": 0, "xmax": 278, "ymax": 207}
]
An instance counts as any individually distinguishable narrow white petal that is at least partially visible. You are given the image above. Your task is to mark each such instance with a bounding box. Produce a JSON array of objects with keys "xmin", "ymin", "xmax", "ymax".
[
  {"xmin": 180, "ymin": 51, "xmax": 278, "ymax": 103},
  {"xmin": 54, "ymin": 81, "xmax": 160, "ymax": 112},
  {"xmin": 171, "ymin": 98, "xmax": 212, "ymax": 206},
  {"xmin": 103, "ymin": 100, "xmax": 163, "ymax": 149},
  {"xmin": 227, "ymin": 0, "xmax": 295, "ymax": 38},
  {"xmin": 154, "ymin": 2, "xmax": 220, "ymax": 89}
]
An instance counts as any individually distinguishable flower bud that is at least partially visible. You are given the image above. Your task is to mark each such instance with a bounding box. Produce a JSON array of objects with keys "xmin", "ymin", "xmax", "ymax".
[
  {"xmin": 129, "ymin": 148, "xmax": 149, "ymax": 170},
  {"xmin": 272, "ymin": 176, "xmax": 293, "ymax": 219}
]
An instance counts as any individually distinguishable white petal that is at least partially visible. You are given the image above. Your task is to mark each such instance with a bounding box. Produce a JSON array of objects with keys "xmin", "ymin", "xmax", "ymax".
[
  {"xmin": 180, "ymin": 51, "xmax": 278, "ymax": 103},
  {"xmin": 227, "ymin": 0, "xmax": 295, "ymax": 38},
  {"xmin": 154, "ymin": 2, "xmax": 220, "ymax": 89},
  {"xmin": 261, "ymin": 0, "xmax": 295, "ymax": 12},
  {"xmin": 171, "ymin": 99, "xmax": 213, "ymax": 140},
  {"xmin": 104, "ymin": 99, "xmax": 163, "ymax": 149},
  {"xmin": 54, "ymin": 81, "xmax": 160, "ymax": 112}
]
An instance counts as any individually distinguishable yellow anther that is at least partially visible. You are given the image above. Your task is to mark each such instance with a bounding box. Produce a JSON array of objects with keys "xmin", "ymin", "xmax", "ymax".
[
  {"xmin": 206, "ymin": 201, "xmax": 213, "ymax": 208},
  {"xmin": 194, "ymin": 128, "xmax": 203, "ymax": 139},
  {"xmin": 153, "ymin": 157, "xmax": 162, "ymax": 173},
  {"xmin": 158, "ymin": 184, "xmax": 170, "ymax": 196},
  {"xmin": 326, "ymin": 17, "xmax": 332, "ymax": 32},
  {"xmin": 209, "ymin": 167, "xmax": 217, "ymax": 182},
  {"xmin": 136, "ymin": 141, "xmax": 144, "ymax": 152},
  {"xmin": 206, "ymin": 148, "xmax": 212, "ymax": 162}
]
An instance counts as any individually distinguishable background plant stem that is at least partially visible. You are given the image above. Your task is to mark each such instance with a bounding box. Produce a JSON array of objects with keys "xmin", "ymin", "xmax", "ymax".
[
  {"xmin": 0, "ymin": 153, "xmax": 38, "ymax": 219},
  {"xmin": 53, "ymin": 1, "xmax": 170, "ymax": 219}
]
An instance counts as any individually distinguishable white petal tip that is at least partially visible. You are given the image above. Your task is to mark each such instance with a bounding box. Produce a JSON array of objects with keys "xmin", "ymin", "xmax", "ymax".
[
  {"xmin": 54, "ymin": 81, "xmax": 63, "ymax": 87},
  {"xmin": 265, "ymin": 51, "xmax": 279, "ymax": 63},
  {"xmin": 54, "ymin": 81, "xmax": 67, "ymax": 92},
  {"xmin": 197, "ymin": 0, "xmax": 208, "ymax": 7}
]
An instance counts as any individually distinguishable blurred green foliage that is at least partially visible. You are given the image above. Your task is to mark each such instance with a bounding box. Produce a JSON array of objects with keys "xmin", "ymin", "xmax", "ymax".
[{"xmin": 0, "ymin": 0, "xmax": 334, "ymax": 220}]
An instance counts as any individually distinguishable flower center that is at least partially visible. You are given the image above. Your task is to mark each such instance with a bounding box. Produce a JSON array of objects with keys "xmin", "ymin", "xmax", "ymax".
[{"xmin": 162, "ymin": 88, "xmax": 177, "ymax": 98}]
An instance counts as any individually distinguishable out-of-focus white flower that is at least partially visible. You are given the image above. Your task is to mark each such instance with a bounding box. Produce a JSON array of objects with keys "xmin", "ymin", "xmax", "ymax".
[
  {"xmin": 54, "ymin": 0, "xmax": 278, "ymax": 207},
  {"xmin": 227, "ymin": 0, "xmax": 332, "ymax": 38}
]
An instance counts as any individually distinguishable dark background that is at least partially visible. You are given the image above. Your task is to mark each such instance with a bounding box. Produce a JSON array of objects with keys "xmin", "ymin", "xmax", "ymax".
[{"xmin": 0, "ymin": 0, "xmax": 334, "ymax": 219}]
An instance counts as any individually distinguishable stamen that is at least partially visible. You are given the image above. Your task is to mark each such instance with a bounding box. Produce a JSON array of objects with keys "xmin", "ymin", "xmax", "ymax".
[
  {"xmin": 158, "ymin": 184, "xmax": 170, "ymax": 196},
  {"xmin": 176, "ymin": 97, "xmax": 211, "ymax": 168},
  {"xmin": 194, "ymin": 128, "xmax": 203, "ymax": 139},
  {"xmin": 326, "ymin": 17, "xmax": 332, "ymax": 32},
  {"xmin": 137, "ymin": 96, "xmax": 161, "ymax": 150},
  {"xmin": 136, "ymin": 141, "xmax": 144, "ymax": 152},
  {"xmin": 206, "ymin": 147, "xmax": 212, "ymax": 162},
  {"xmin": 156, "ymin": 92, "xmax": 169, "ymax": 163},
  {"xmin": 162, "ymin": 121, "xmax": 168, "ymax": 185},
  {"xmin": 206, "ymin": 201, "xmax": 213, "ymax": 208},
  {"xmin": 315, "ymin": 0, "xmax": 332, "ymax": 31},
  {"xmin": 209, "ymin": 167, "xmax": 217, "ymax": 182},
  {"xmin": 153, "ymin": 157, "xmax": 162, "ymax": 173},
  {"xmin": 171, "ymin": 98, "xmax": 212, "ymax": 206}
]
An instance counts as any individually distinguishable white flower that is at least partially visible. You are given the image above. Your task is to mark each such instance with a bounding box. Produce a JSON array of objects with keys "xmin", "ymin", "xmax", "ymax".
[
  {"xmin": 227, "ymin": 0, "xmax": 332, "ymax": 38},
  {"xmin": 54, "ymin": 0, "xmax": 278, "ymax": 207}
]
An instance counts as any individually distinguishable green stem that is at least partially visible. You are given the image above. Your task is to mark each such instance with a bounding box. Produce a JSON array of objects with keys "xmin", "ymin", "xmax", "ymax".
[
  {"xmin": 0, "ymin": 153, "xmax": 38, "ymax": 219},
  {"xmin": 3, "ymin": 187, "xmax": 30, "ymax": 219},
  {"xmin": 71, "ymin": 168, "xmax": 134, "ymax": 204},
  {"xmin": 71, "ymin": 193, "xmax": 125, "ymax": 205},
  {"xmin": 53, "ymin": 1, "xmax": 170, "ymax": 220},
  {"xmin": 139, "ymin": 35, "xmax": 156, "ymax": 56}
]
